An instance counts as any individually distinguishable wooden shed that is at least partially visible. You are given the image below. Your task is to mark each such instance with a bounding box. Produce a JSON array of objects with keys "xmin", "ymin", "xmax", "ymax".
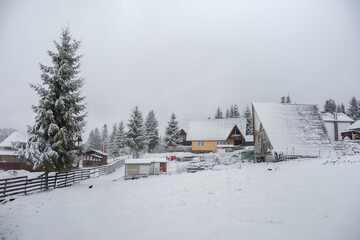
[
  {"xmin": 125, "ymin": 158, "xmax": 167, "ymax": 180},
  {"xmin": 83, "ymin": 149, "xmax": 108, "ymax": 167},
  {"xmin": 0, "ymin": 131, "xmax": 36, "ymax": 171}
]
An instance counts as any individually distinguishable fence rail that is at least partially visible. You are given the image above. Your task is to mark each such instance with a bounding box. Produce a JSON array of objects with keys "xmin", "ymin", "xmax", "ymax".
[{"xmin": 0, "ymin": 159, "xmax": 124, "ymax": 201}]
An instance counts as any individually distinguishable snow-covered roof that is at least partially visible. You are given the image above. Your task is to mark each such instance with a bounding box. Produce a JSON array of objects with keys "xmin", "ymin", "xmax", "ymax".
[
  {"xmin": 85, "ymin": 149, "xmax": 108, "ymax": 156},
  {"xmin": 346, "ymin": 120, "xmax": 360, "ymax": 131},
  {"xmin": 186, "ymin": 118, "xmax": 246, "ymax": 141},
  {"xmin": 125, "ymin": 158, "xmax": 167, "ymax": 165},
  {"xmin": 252, "ymin": 103, "xmax": 332, "ymax": 156},
  {"xmin": 0, "ymin": 131, "xmax": 31, "ymax": 148},
  {"xmin": 321, "ymin": 112, "xmax": 354, "ymax": 123}
]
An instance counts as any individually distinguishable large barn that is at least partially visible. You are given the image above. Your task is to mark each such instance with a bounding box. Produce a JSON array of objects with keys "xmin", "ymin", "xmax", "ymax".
[
  {"xmin": 252, "ymin": 103, "xmax": 333, "ymax": 162},
  {"xmin": 186, "ymin": 118, "xmax": 251, "ymax": 153}
]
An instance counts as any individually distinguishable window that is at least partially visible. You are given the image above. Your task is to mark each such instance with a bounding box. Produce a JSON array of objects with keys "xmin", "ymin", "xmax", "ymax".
[
  {"xmin": 198, "ymin": 141, "xmax": 204, "ymax": 147},
  {"xmin": 217, "ymin": 141, "xmax": 225, "ymax": 145}
]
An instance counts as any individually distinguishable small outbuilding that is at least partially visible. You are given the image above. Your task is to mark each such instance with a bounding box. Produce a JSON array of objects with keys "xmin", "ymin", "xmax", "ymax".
[
  {"xmin": 83, "ymin": 149, "xmax": 108, "ymax": 167},
  {"xmin": 125, "ymin": 158, "xmax": 167, "ymax": 180},
  {"xmin": 341, "ymin": 120, "xmax": 360, "ymax": 140},
  {"xmin": 0, "ymin": 131, "xmax": 34, "ymax": 171}
]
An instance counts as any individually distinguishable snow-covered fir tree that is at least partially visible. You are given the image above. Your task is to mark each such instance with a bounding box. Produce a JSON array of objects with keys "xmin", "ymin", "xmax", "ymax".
[
  {"xmin": 347, "ymin": 96, "xmax": 360, "ymax": 120},
  {"xmin": 164, "ymin": 113, "xmax": 182, "ymax": 147},
  {"xmin": 286, "ymin": 94, "xmax": 292, "ymax": 104},
  {"xmin": 280, "ymin": 96, "xmax": 286, "ymax": 103},
  {"xmin": 20, "ymin": 27, "xmax": 86, "ymax": 173},
  {"xmin": 108, "ymin": 123, "xmax": 119, "ymax": 157},
  {"xmin": 92, "ymin": 128, "xmax": 102, "ymax": 150},
  {"xmin": 214, "ymin": 107, "xmax": 223, "ymax": 119},
  {"xmin": 324, "ymin": 99, "xmax": 336, "ymax": 113},
  {"xmin": 101, "ymin": 124, "xmax": 109, "ymax": 153},
  {"xmin": 126, "ymin": 106, "xmax": 146, "ymax": 158},
  {"xmin": 243, "ymin": 105, "xmax": 253, "ymax": 135},
  {"xmin": 229, "ymin": 105, "xmax": 235, "ymax": 118},
  {"xmin": 116, "ymin": 121, "xmax": 126, "ymax": 155},
  {"xmin": 145, "ymin": 110, "xmax": 159, "ymax": 153},
  {"xmin": 233, "ymin": 104, "xmax": 241, "ymax": 118},
  {"xmin": 225, "ymin": 109, "xmax": 230, "ymax": 118},
  {"xmin": 340, "ymin": 103, "xmax": 346, "ymax": 114}
]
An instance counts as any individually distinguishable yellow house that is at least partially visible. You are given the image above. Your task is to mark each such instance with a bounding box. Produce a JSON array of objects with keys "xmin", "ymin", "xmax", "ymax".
[{"xmin": 186, "ymin": 119, "xmax": 247, "ymax": 152}]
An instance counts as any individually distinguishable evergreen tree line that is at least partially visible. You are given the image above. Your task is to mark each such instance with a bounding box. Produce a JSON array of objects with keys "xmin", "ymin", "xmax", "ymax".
[
  {"xmin": 279, "ymin": 94, "xmax": 360, "ymax": 120},
  {"xmin": 323, "ymin": 96, "xmax": 360, "ymax": 120},
  {"xmin": 214, "ymin": 105, "xmax": 253, "ymax": 135},
  {"xmin": 86, "ymin": 107, "xmax": 183, "ymax": 158}
]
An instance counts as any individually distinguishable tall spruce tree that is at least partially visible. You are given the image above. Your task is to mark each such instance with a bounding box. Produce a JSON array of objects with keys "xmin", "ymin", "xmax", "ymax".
[
  {"xmin": 347, "ymin": 96, "xmax": 360, "ymax": 120},
  {"xmin": 108, "ymin": 123, "xmax": 119, "ymax": 157},
  {"xmin": 164, "ymin": 113, "xmax": 182, "ymax": 147},
  {"xmin": 324, "ymin": 99, "xmax": 337, "ymax": 113},
  {"xmin": 286, "ymin": 94, "xmax": 292, "ymax": 104},
  {"xmin": 145, "ymin": 110, "xmax": 159, "ymax": 153},
  {"xmin": 229, "ymin": 105, "xmax": 235, "ymax": 118},
  {"xmin": 233, "ymin": 104, "xmax": 241, "ymax": 118},
  {"xmin": 243, "ymin": 105, "xmax": 253, "ymax": 135},
  {"xmin": 280, "ymin": 96, "xmax": 286, "ymax": 104},
  {"xmin": 225, "ymin": 109, "xmax": 230, "ymax": 118},
  {"xmin": 20, "ymin": 27, "xmax": 86, "ymax": 173},
  {"xmin": 101, "ymin": 124, "xmax": 109, "ymax": 153},
  {"xmin": 116, "ymin": 121, "xmax": 126, "ymax": 155},
  {"xmin": 214, "ymin": 107, "xmax": 223, "ymax": 119},
  {"xmin": 340, "ymin": 103, "xmax": 346, "ymax": 114},
  {"xmin": 126, "ymin": 106, "xmax": 146, "ymax": 158},
  {"xmin": 92, "ymin": 128, "xmax": 102, "ymax": 150}
]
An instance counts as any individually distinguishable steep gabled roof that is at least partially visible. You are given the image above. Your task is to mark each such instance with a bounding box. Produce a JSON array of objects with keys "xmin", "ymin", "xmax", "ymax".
[
  {"xmin": 321, "ymin": 112, "xmax": 354, "ymax": 123},
  {"xmin": 186, "ymin": 118, "xmax": 246, "ymax": 141},
  {"xmin": 346, "ymin": 120, "xmax": 360, "ymax": 131},
  {"xmin": 252, "ymin": 103, "xmax": 332, "ymax": 156},
  {"xmin": 0, "ymin": 131, "xmax": 31, "ymax": 148}
]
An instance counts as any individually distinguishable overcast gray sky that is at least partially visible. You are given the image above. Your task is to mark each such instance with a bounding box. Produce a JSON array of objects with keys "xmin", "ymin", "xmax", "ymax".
[{"xmin": 1, "ymin": 0, "xmax": 359, "ymax": 138}]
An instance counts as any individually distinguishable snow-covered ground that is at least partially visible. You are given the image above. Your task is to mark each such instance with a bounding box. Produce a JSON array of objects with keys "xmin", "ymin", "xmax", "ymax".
[{"xmin": 1, "ymin": 155, "xmax": 360, "ymax": 240}]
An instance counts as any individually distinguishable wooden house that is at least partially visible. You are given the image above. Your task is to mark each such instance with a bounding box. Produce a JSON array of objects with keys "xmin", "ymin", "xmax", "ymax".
[
  {"xmin": 186, "ymin": 118, "xmax": 250, "ymax": 153},
  {"xmin": 178, "ymin": 129, "xmax": 191, "ymax": 146},
  {"xmin": 83, "ymin": 149, "xmax": 108, "ymax": 167},
  {"xmin": 321, "ymin": 112, "xmax": 354, "ymax": 141},
  {"xmin": 341, "ymin": 120, "xmax": 360, "ymax": 140},
  {"xmin": 252, "ymin": 103, "xmax": 332, "ymax": 162},
  {"xmin": 125, "ymin": 158, "xmax": 167, "ymax": 180},
  {"xmin": 0, "ymin": 131, "xmax": 34, "ymax": 171}
]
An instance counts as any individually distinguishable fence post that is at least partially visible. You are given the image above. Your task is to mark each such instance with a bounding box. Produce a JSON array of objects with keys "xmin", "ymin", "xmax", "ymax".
[
  {"xmin": 3, "ymin": 179, "xmax": 7, "ymax": 198},
  {"xmin": 25, "ymin": 177, "xmax": 28, "ymax": 195},
  {"xmin": 65, "ymin": 172, "xmax": 68, "ymax": 187},
  {"xmin": 54, "ymin": 173, "xmax": 58, "ymax": 189}
]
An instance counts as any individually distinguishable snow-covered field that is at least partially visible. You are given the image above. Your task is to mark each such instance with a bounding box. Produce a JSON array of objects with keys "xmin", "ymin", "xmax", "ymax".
[{"xmin": 1, "ymin": 155, "xmax": 360, "ymax": 240}]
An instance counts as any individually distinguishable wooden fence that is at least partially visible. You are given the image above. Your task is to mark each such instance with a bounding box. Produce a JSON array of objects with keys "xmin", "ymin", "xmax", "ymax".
[{"xmin": 0, "ymin": 159, "xmax": 124, "ymax": 201}]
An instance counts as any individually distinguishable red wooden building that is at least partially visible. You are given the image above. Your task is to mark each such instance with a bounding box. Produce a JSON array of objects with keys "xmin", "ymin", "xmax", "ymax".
[{"xmin": 83, "ymin": 149, "xmax": 108, "ymax": 167}]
